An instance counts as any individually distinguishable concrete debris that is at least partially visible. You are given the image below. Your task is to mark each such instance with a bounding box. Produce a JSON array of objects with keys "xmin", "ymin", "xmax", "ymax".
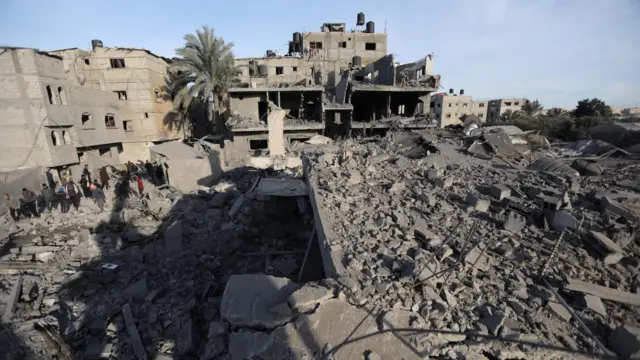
[
  {"xmin": 2, "ymin": 127, "xmax": 639, "ymax": 359},
  {"xmin": 220, "ymin": 274, "xmax": 299, "ymax": 328},
  {"xmin": 287, "ymin": 283, "xmax": 333, "ymax": 311}
]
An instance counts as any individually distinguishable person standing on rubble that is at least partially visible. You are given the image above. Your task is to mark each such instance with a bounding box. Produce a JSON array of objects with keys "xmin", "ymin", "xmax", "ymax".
[
  {"xmin": 135, "ymin": 175, "xmax": 144, "ymax": 197},
  {"xmin": 79, "ymin": 174, "xmax": 92, "ymax": 198},
  {"xmin": 99, "ymin": 166, "xmax": 110, "ymax": 190},
  {"xmin": 66, "ymin": 180, "xmax": 82, "ymax": 211},
  {"xmin": 82, "ymin": 164, "xmax": 91, "ymax": 182},
  {"xmin": 40, "ymin": 183, "xmax": 54, "ymax": 213},
  {"xmin": 54, "ymin": 182, "xmax": 68, "ymax": 213},
  {"xmin": 21, "ymin": 188, "xmax": 39, "ymax": 218},
  {"xmin": 91, "ymin": 181, "xmax": 106, "ymax": 212},
  {"xmin": 2, "ymin": 193, "xmax": 22, "ymax": 222}
]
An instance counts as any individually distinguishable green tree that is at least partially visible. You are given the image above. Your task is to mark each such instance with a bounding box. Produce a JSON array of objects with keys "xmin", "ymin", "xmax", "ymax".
[
  {"xmin": 170, "ymin": 26, "xmax": 240, "ymax": 134},
  {"xmin": 521, "ymin": 99, "xmax": 544, "ymax": 117},
  {"xmin": 546, "ymin": 107, "xmax": 568, "ymax": 117},
  {"xmin": 500, "ymin": 109, "xmax": 519, "ymax": 122},
  {"xmin": 573, "ymin": 98, "xmax": 612, "ymax": 118}
]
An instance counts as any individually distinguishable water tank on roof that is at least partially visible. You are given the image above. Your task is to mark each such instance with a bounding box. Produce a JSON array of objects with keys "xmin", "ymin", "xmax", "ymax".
[
  {"xmin": 460, "ymin": 89, "xmax": 465, "ymax": 95},
  {"xmin": 293, "ymin": 32, "xmax": 302, "ymax": 43},
  {"xmin": 352, "ymin": 55, "xmax": 362, "ymax": 67},
  {"xmin": 266, "ymin": 50, "xmax": 276, "ymax": 57},
  {"xmin": 357, "ymin": 12, "xmax": 365, "ymax": 26},
  {"xmin": 366, "ymin": 21, "xmax": 375, "ymax": 33},
  {"xmin": 449, "ymin": 88, "xmax": 454, "ymax": 94},
  {"xmin": 248, "ymin": 60, "xmax": 258, "ymax": 76},
  {"xmin": 91, "ymin": 39, "xmax": 103, "ymax": 50},
  {"xmin": 288, "ymin": 41, "xmax": 294, "ymax": 54},
  {"xmin": 258, "ymin": 64, "xmax": 269, "ymax": 77}
]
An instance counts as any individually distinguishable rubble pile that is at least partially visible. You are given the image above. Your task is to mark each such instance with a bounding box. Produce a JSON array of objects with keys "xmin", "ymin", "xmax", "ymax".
[
  {"xmin": 0, "ymin": 167, "xmax": 313, "ymax": 359},
  {"xmin": 303, "ymin": 130, "xmax": 640, "ymax": 359}
]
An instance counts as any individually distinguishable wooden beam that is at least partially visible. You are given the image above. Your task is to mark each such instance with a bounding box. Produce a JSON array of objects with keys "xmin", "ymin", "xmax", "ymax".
[{"xmin": 565, "ymin": 278, "xmax": 640, "ymax": 306}]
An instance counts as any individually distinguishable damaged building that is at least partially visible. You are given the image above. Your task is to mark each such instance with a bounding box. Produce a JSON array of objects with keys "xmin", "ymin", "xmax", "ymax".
[
  {"xmin": 225, "ymin": 13, "xmax": 441, "ymax": 164},
  {"xmin": 49, "ymin": 41, "xmax": 182, "ymax": 162},
  {"xmin": 0, "ymin": 47, "xmax": 126, "ymax": 185}
]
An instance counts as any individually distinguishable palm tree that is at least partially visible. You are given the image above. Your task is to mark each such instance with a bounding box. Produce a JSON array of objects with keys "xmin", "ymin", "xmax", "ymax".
[
  {"xmin": 546, "ymin": 107, "xmax": 568, "ymax": 118},
  {"xmin": 170, "ymin": 26, "xmax": 240, "ymax": 134},
  {"xmin": 521, "ymin": 99, "xmax": 544, "ymax": 117},
  {"xmin": 500, "ymin": 109, "xmax": 519, "ymax": 122}
]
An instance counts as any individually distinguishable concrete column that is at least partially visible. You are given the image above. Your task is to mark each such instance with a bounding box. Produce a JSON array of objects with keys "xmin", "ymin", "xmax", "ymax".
[
  {"xmin": 386, "ymin": 95, "xmax": 391, "ymax": 117},
  {"xmin": 267, "ymin": 109, "xmax": 285, "ymax": 156},
  {"xmin": 277, "ymin": 91, "xmax": 281, "ymax": 107}
]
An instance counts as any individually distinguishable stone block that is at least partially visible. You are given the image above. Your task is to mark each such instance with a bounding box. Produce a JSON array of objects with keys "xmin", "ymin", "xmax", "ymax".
[
  {"xmin": 426, "ymin": 168, "xmax": 443, "ymax": 181},
  {"xmin": 490, "ymin": 184, "xmax": 511, "ymax": 200},
  {"xmin": 434, "ymin": 177, "xmax": 453, "ymax": 189},
  {"xmin": 466, "ymin": 192, "xmax": 490, "ymax": 212}
]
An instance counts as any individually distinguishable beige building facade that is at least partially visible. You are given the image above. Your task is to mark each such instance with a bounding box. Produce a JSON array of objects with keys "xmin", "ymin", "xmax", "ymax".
[
  {"xmin": 487, "ymin": 98, "xmax": 528, "ymax": 122},
  {"xmin": 0, "ymin": 47, "xmax": 125, "ymax": 182},
  {"xmin": 430, "ymin": 94, "xmax": 474, "ymax": 127},
  {"xmin": 51, "ymin": 44, "xmax": 181, "ymax": 161}
]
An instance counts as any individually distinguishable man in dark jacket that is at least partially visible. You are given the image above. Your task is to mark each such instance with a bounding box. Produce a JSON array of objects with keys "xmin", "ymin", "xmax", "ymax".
[
  {"xmin": 66, "ymin": 180, "xmax": 82, "ymax": 211},
  {"xmin": 99, "ymin": 167, "xmax": 110, "ymax": 189},
  {"xmin": 21, "ymin": 188, "xmax": 39, "ymax": 218},
  {"xmin": 40, "ymin": 183, "xmax": 55, "ymax": 213},
  {"xmin": 83, "ymin": 164, "xmax": 91, "ymax": 182}
]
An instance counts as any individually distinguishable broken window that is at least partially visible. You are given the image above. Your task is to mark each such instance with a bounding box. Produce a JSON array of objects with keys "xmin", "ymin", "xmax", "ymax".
[
  {"xmin": 57, "ymin": 87, "xmax": 67, "ymax": 105},
  {"xmin": 292, "ymin": 66, "xmax": 298, "ymax": 72},
  {"xmin": 479, "ymin": 103, "xmax": 485, "ymax": 107},
  {"xmin": 84, "ymin": 58, "xmax": 90, "ymax": 65},
  {"xmin": 144, "ymin": 112, "xmax": 149, "ymax": 119},
  {"xmin": 51, "ymin": 131, "xmax": 59, "ymax": 146},
  {"xmin": 249, "ymin": 139, "xmax": 268, "ymax": 150},
  {"xmin": 99, "ymin": 148, "xmax": 111, "ymax": 157},
  {"xmin": 448, "ymin": 103, "xmax": 452, "ymax": 108},
  {"xmin": 62, "ymin": 131, "xmax": 70, "ymax": 144},
  {"xmin": 46, "ymin": 85, "xmax": 54, "ymax": 104},
  {"xmin": 479, "ymin": 113, "xmax": 484, "ymax": 118},
  {"xmin": 123, "ymin": 120, "xmax": 133, "ymax": 131},
  {"xmin": 115, "ymin": 91, "xmax": 127, "ymax": 100},
  {"xmin": 339, "ymin": 41, "xmax": 347, "ymax": 48},
  {"xmin": 105, "ymin": 114, "xmax": 116, "ymax": 128},
  {"xmin": 445, "ymin": 113, "xmax": 451, "ymax": 118},
  {"xmin": 309, "ymin": 42, "xmax": 323, "ymax": 50},
  {"xmin": 275, "ymin": 66, "xmax": 284, "ymax": 75},
  {"xmin": 514, "ymin": 102, "xmax": 520, "ymax": 106},
  {"xmin": 81, "ymin": 113, "xmax": 92, "ymax": 128},
  {"xmin": 504, "ymin": 102, "xmax": 512, "ymax": 106},
  {"xmin": 110, "ymin": 58, "xmax": 126, "ymax": 68},
  {"xmin": 462, "ymin": 103, "xmax": 468, "ymax": 107},
  {"xmin": 365, "ymin": 42, "xmax": 376, "ymax": 51}
]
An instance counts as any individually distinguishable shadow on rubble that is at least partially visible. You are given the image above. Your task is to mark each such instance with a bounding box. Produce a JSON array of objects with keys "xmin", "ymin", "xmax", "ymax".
[{"xmin": 51, "ymin": 165, "xmax": 322, "ymax": 359}]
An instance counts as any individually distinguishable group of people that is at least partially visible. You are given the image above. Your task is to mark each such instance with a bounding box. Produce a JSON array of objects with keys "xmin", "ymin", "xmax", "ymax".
[{"xmin": 3, "ymin": 161, "xmax": 163, "ymax": 222}]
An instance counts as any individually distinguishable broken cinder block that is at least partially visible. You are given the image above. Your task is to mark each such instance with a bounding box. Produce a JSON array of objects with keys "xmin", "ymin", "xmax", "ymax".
[
  {"xmin": 466, "ymin": 192, "xmax": 490, "ymax": 212},
  {"xmin": 435, "ymin": 177, "xmax": 454, "ymax": 189},
  {"xmin": 490, "ymin": 184, "xmax": 511, "ymax": 200}
]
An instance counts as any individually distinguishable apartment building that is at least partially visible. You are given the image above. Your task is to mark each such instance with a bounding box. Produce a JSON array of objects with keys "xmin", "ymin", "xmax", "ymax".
[
  {"xmin": 429, "ymin": 91, "xmax": 474, "ymax": 128},
  {"xmin": 487, "ymin": 98, "xmax": 528, "ymax": 122},
  {"xmin": 0, "ymin": 47, "xmax": 125, "ymax": 182},
  {"xmin": 51, "ymin": 42, "xmax": 181, "ymax": 161},
  {"xmin": 470, "ymin": 100, "xmax": 488, "ymax": 121}
]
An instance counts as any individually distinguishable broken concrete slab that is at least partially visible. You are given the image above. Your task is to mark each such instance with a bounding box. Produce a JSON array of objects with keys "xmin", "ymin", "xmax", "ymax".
[
  {"xmin": 257, "ymin": 178, "xmax": 308, "ymax": 197},
  {"xmin": 267, "ymin": 109, "xmax": 286, "ymax": 156},
  {"xmin": 601, "ymin": 197, "xmax": 640, "ymax": 223},
  {"xmin": 503, "ymin": 211, "xmax": 526, "ymax": 233},
  {"xmin": 580, "ymin": 294, "xmax": 607, "ymax": 317},
  {"xmin": 589, "ymin": 230, "xmax": 624, "ymax": 255},
  {"xmin": 609, "ymin": 326, "xmax": 640, "ymax": 360},
  {"xmin": 565, "ymin": 278, "xmax": 640, "ymax": 306},
  {"xmin": 551, "ymin": 211, "xmax": 579, "ymax": 231},
  {"xmin": 547, "ymin": 298, "xmax": 572, "ymax": 321},
  {"xmin": 466, "ymin": 192, "xmax": 490, "ymax": 212},
  {"xmin": 414, "ymin": 217, "xmax": 442, "ymax": 247},
  {"xmin": 229, "ymin": 331, "xmax": 273, "ymax": 360},
  {"xmin": 2, "ymin": 274, "xmax": 22, "ymax": 323},
  {"xmin": 20, "ymin": 246, "xmax": 61, "ymax": 255},
  {"xmin": 220, "ymin": 274, "xmax": 299, "ymax": 328},
  {"xmin": 122, "ymin": 278, "xmax": 147, "ymax": 301},
  {"xmin": 287, "ymin": 283, "xmax": 333, "ymax": 311},
  {"xmin": 122, "ymin": 303, "xmax": 147, "ymax": 360},
  {"xmin": 348, "ymin": 170, "xmax": 363, "ymax": 185},
  {"xmin": 434, "ymin": 177, "xmax": 453, "ymax": 189},
  {"xmin": 490, "ymin": 184, "xmax": 511, "ymax": 200}
]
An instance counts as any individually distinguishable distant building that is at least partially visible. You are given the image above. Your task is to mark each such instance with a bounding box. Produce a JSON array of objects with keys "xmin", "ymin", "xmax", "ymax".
[
  {"xmin": 470, "ymin": 100, "xmax": 489, "ymax": 122},
  {"xmin": 50, "ymin": 42, "xmax": 182, "ymax": 162},
  {"xmin": 0, "ymin": 47, "xmax": 125, "ymax": 182},
  {"xmin": 487, "ymin": 98, "xmax": 528, "ymax": 122},
  {"xmin": 429, "ymin": 90, "xmax": 474, "ymax": 127}
]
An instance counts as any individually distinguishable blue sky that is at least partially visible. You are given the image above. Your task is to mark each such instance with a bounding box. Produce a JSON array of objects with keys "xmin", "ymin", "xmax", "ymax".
[{"xmin": 1, "ymin": 0, "xmax": 639, "ymax": 108}]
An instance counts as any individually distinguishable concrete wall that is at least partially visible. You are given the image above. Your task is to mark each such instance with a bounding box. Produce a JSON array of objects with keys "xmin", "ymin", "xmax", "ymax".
[
  {"xmin": 471, "ymin": 100, "xmax": 488, "ymax": 122},
  {"xmin": 355, "ymin": 54, "xmax": 395, "ymax": 85},
  {"xmin": 230, "ymin": 93, "xmax": 263, "ymax": 120}
]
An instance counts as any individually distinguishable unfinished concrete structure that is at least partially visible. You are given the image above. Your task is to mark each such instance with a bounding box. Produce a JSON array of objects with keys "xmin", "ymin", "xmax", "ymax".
[
  {"xmin": 0, "ymin": 47, "xmax": 125, "ymax": 183},
  {"xmin": 226, "ymin": 14, "xmax": 440, "ymax": 163},
  {"xmin": 487, "ymin": 98, "xmax": 529, "ymax": 122},
  {"xmin": 50, "ymin": 42, "xmax": 182, "ymax": 162}
]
